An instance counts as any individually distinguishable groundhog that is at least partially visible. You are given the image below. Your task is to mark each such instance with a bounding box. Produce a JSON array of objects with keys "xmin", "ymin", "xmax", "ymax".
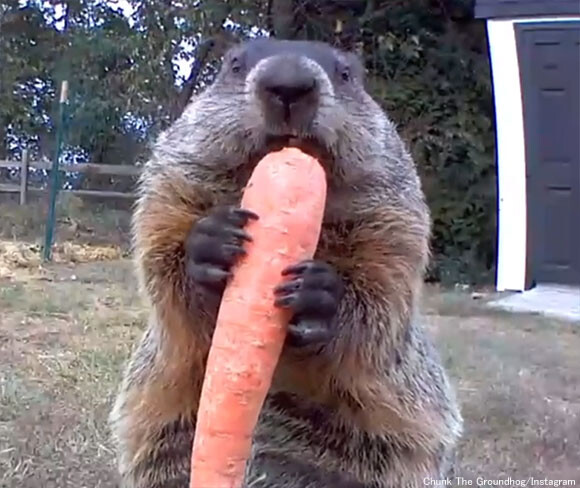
[{"xmin": 109, "ymin": 38, "xmax": 463, "ymax": 488}]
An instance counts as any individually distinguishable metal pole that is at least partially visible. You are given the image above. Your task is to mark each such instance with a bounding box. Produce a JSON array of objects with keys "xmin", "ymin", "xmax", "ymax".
[
  {"xmin": 43, "ymin": 80, "xmax": 69, "ymax": 262},
  {"xmin": 20, "ymin": 148, "xmax": 29, "ymax": 205}
]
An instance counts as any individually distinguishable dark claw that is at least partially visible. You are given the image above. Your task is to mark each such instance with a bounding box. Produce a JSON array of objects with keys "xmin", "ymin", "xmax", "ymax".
[
  {"xmin": 298, "ymin": 272, "xmax": 342, "ymax": 292},
  {"xmin": 229, "ymin": 227, "xmax": 254, "ymax": 242},
  {"xmin": 195, "ymin": 220, "xmax": 254, "ymax": 242},
  {"xmin": 274, "ymin": 293, "xmax": 299, "ymax": 308},
  {"xmin": 286, "ymin": 320, "xmax": 333, "ymax": 348},
  {"xmin": 187, "ymin": 262, "xmax": 231, "ymax": 286},
  {"xmin": 222, "ymin": 244, "xmax": 247, "ymax": 259},
  {"xmin": 275, "ymin": 289, "xmax": 338, "ymax": 318},
  {"xmin": 188, "ymin": 238, "xmax": 246, "ymax": 268},
  {"xmin": 273, "ymin": 278, "xmax": 303, "ymax": 295},
  {"xmin": 281, "ymin": 259, "xmax": 328, "ymax": 276},
  {"xmin": 232, "ymin": 208, "xmax": 259, "ymax": 220},
  {"xmin": 216, "ymin": 207, "xmax": 259, "ymax": 226}
]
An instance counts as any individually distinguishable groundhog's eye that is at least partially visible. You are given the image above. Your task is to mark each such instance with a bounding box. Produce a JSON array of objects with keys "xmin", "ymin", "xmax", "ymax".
[
  {"xmin": 231, "ymin": 56, "xmax": 242, "ymax": 74},
  {"xmin": 340, "ymin": 66, "xmax": 350, "ymax": 82}
]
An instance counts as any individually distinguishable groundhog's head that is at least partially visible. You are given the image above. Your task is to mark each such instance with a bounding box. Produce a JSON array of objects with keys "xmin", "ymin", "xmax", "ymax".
[{"xmin": 161, "ymin": 38, "xmax": 397, "ymax": 182}]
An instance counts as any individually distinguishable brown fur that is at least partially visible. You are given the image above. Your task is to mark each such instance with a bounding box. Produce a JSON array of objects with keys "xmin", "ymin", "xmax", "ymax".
[{"xmin": 110, "ymin": 38, "xmax": 462, "ymax": 488}]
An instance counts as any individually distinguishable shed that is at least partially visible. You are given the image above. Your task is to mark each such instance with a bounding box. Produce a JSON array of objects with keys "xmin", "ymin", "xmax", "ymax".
[{"xmin": 475, "ymin": 0, "xmax": 580, "ymax": 291}]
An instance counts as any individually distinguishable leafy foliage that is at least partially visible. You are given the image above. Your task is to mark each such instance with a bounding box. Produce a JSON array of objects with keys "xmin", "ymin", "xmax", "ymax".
[
  {"xmin": 362, "ymin": 1, "xmax": 497, "ymax": 284},
  {"xmin": 0, "ymin": 0, "xmax": 497, "ymax": 284}
]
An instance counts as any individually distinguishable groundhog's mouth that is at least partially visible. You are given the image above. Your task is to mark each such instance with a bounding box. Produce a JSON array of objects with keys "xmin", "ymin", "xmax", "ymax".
[{"xmin": 261, "ymin": 135, "xmax": 331, "ymax": 167}]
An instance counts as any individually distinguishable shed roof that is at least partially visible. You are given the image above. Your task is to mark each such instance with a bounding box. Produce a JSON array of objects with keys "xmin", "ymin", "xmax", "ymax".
[{"xmin": 474, "ymin": 0, "xmax": 580, "ymax": 19}]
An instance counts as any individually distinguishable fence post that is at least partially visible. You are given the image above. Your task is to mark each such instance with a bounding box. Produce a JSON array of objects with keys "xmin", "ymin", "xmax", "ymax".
[
  {"xmin": 43, "ymin": 80, "xmax": 69, "ymax": 262},
  {"xmin": 19, "ymin": 148, "xmax": 29, "ymax": 205}
]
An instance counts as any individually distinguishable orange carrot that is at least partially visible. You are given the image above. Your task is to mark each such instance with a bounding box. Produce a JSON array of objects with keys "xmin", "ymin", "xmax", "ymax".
[{"xmin": 189, "ymin": 147, "xmax": 327, "ymax": 488}]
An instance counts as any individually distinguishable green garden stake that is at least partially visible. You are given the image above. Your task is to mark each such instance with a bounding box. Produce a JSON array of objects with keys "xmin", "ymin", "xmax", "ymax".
[{"xmin": 43, "ymin": 80, "xmax": 69, "ymax": 262}]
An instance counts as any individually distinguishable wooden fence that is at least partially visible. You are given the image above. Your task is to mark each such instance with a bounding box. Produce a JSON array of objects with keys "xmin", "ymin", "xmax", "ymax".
[{"xmin": 0, "ymin": 150, "xmax": 142, "ymax": 204}]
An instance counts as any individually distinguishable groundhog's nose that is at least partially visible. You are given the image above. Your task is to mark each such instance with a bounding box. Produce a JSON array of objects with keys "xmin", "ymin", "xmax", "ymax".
[
  {"xmin": 256, "ymin": 56, "xmax": 319, "ymax": 128},
  {"xmin": 265, "ymin": 81, "xmax": 316, "ymax": 107}
]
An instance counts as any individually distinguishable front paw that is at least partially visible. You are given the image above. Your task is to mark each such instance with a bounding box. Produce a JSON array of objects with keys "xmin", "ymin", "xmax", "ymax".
[
  {"xmin": 185, "ymin": 206, "xmax": 258, "ymax": 295},
  {"xmin": 273, "ymin": 260, "xmax": 343, "ymax": 349}
]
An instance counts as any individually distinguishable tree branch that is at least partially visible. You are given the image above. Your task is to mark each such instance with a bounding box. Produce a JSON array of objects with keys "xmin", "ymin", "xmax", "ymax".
[
  {"xmin": 435, "ymin": 0, "xmax": 450, "ymax": 20},
  {"xmin": 272, "ymin": 0, "xmax": 295, "ymax": 39},
  {"xmin": 169, "ymin": 4, "xmax": 235, "ymax": 121},
  {"xmin": 170, "ymin": 37, "xmax": 216, "ymax": 121},
  {"xmin": 266, "ymin": 0, "xmax": 275, "ymax": 36}
]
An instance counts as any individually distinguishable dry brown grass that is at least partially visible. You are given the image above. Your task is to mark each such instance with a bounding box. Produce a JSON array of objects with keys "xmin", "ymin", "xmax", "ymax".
[
  {"xmin": 0, "ymin": 257, "xmax": 143, "ymax": 487},
  {"xmin": 0, "ymin": 201, "xmax": 579, "ymax": 486},
  {"xmin": 423, "ymin": 289, "xmax": 580, "ymax": 483}
]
